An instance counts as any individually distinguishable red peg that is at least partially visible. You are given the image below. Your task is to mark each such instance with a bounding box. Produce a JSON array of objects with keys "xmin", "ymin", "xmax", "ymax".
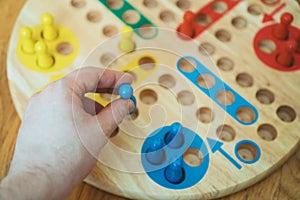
[
  {"xmin": 183, "ymin": 11, "xmax": 195, "ymax": 23},
  {"xmin": 276, "ymin": 39, "xmax": 297, "ymax": 67},
  {"xmin": 295, "ymin": 29, "xmax": 300, "ymax": 54},
  {"xmin": 273, "ymin": 12, "xmax": 293, "ymax": 40},
  {"xmin": 178, "ymin": 11, "xmax": 196, "ymax": 38}
]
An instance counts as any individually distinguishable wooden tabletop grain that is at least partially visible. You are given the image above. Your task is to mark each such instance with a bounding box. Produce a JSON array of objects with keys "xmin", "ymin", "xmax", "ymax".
[{"xmin": 0, "ymin": 1, "xmax": 299, "ymax": 199}]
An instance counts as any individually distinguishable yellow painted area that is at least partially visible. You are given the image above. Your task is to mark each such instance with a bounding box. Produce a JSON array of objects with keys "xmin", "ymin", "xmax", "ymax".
[
  {"xmin": 122, "ymin": 54, "xmax": 158, "ymax": 87},
  {"xmin": 85, "ymin": 93, "xmax": 111, "ymax": 107},
  {"xmin": 17, "ymin": 24, "xmax": 79, "ymax": 73},
  {"xmin": 86, "ymin": 54, "xmax": 158, "ymax": 106}
]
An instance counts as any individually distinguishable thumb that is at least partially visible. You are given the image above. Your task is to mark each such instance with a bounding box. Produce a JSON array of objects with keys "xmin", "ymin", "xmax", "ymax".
[{"xmin": 95, "ymin": 98, "xmax": 134, "ymax": 137}]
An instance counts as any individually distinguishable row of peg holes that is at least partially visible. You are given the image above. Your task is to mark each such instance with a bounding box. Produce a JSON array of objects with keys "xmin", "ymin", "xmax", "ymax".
[
  {"xmin": 198, "ymin": 2, "xmax": 276, "ymax": 44},
  {"xmin": 69, "ymin": 1, "xmax": 257, "ymax": 42},
  {"xmin": 72, "ymin": 0, "xmax": 151, "ymax": 38},
  {"xmin": 178, "ymin": 59, "xmax": 255, "ymax": 125},
  {"xmin": 69, "ymin": 0, "xmax": 268, "ymax": 39},
  {"xmin": 70, "ymin": 0, "xmax": 120, "ymax": 37},
  {"xmin": 179, "ymin": 58, "xmax": 296, "ymax": 120},
  {"xmin": 65, "ymin": 0, "xmax": 277, "ymax": 14},
  {"xmin": 143, "ymin": 0, "xmax": 249, "ymax": 32}
]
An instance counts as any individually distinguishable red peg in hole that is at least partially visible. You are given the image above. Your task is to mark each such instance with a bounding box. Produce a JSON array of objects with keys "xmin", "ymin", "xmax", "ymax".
[
  {"xmin": 178, "ymin": 11, "xmax": 196, "ymax": 38},
  {"xmin": 276, "ymin": 39, "xmax": 297, "ymax": 67},
  {"xmin": 273, "ymin": 12, "xmax": 294, "ymax": 40}
]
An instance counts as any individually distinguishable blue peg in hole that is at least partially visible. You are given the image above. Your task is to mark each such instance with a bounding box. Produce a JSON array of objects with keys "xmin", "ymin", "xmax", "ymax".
[
  {"xmin": 146, "ymin": 137, "xmax": 165, "ymax": 165},
  {"xmin": 165, "ymin": 122, "xmax": 184, "ymax": 148},
  {"xmin": 165, "ymin": 158, "xmax": 185, "ymax": 184}
]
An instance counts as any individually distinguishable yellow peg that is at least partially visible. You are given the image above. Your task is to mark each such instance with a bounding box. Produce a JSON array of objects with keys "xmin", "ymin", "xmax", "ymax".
[
  {"xmin": 35, "ymin": 41, "xmax": 54, "ymax": 69},
  {"xmin": 41, "ymin": 13, "xmax": 58, "ymax": 41},
  {"xmin": 119, "ymin": 26, "xmax": 135, "ymax": 53},
  {"xmin": 19, "ymin": 27, "xmax": 35, "ymax": 54},
  {"xmin": 41, "ymin": 13, "xmax": 54, "ymax": 26}
]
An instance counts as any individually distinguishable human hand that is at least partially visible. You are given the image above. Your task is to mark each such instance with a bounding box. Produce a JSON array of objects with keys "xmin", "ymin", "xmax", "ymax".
[{"xmin": 0, "ymin": 67, "xmax": 134, "ymax": 200}]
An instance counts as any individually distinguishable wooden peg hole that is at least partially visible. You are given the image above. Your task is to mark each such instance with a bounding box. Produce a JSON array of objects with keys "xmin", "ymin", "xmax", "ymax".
[
  {"xmin": 100, "ymin": 53, "xmax": 116, "ymax": 66},
  {"xmin": 159, "ymin": 10, "xmax": 175, "ymax": 23},
  {"xmin": 237, "ymin": 143, "xmax": 258, "ymax": 161},
  {"xmin": 123, "ymin": 10, "xmax": 140, "ymax": 24},
  {"xmin": 232, "ymin": 16, "xmax": 247, "ymax": 29},
  {"xmin": 276, "ymin": 105, "xmax": 296, "ymax": 122},
  {"xmin": 138, "ymin": 56, "xmax": 156, "ymax": 70},
  {"xmin": 70, "ymin": 0, "xmax": 86, "ymax": 8},
  {"xmin": 258, "ymin": 39, "xmax": 276, "ymax": 54},
  {"xmin": 178, "ymin": 58, "xmax": 196, "ymax": 73},
  {"xmin": 217, "ymin": 57, "xmax": 234, "ymax": 71},
  {"xmin": 236, "ymin": 106, "xmax": 256, "ymax": 123},
  {"xmin": 140, "ymin": 89, "xmax": 158, "ymax": 105},
  {"xmin": 196, "ymin": 107, "xmax": 214, "ymax": 123},
  {"xmin": 247, "ymin": 4, "xmax": 262, "ymax": 16},
  {"xmin": 195, "ymin": 13, "xmax": 211, "ymax": 27},
  {"xmin": 199, "ymin": 42, "xmax": 215, "ymax": 55},
  {"xmin": 198, "ymin": 73, "xmax": 216, "ymax": 89},
  {"xmin": 215, "ymin": 29, "xmax": 231, "ymax": 42},
  {"xmin": 138, "ymin": 24, "xmax": 156, "ymax": 39},
  {"xmin": 236, "ymin": 73, "xmax": 254, "ymax": 88},
  {"xmin": 216, "ymin": 90, "xmax": 235, "ymax": 105},
  {"xmin": 256, "ymin": 89, "xmax": 275, "ymax": 104},
  {"xmin": 177, "ymin": 90, "xmax": 195, "ymax": 106},
  {"xmin": 183, "ymin": 148, "xmax": 203, "ymax": 167},
  {"xmin": 56, "ymin": 42, "xmax": 74, "ymax": 55},
  {"xmin": 158, "ymin": 74, "xmax": 176, "ymax": 89},
  {"xmin": 211, "ymin": 1, "xmax": 228, "ymax": 14},
  {"xmin": 142, "ymin": 0, "xmax": 158, "ymax": 8},
  {"xmin": 257, "ymin": 124, "xmax": 277, "ymax": 141},
  {"xmin": 176, "ymin": 0, "xmax": 191, "ymax": 10},
  {"xmin": 86, "ymin": 10, "xmax": 102, "ymax": 23},
  {"xmin": 107, "ymin": 0, "xmax": 124, "ymax": 10},
  {"xmin": 102, "ymin": 25, "xmax": 118, "ymax": 37},
  {"xmin": 216, "ymin": 125, "xmax": 236, "ymax": 142}
]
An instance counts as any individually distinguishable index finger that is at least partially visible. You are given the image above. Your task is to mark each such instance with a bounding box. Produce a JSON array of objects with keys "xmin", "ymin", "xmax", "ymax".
[{"xmin": 67, "ymin": 67, "xmax": 134, "ymax": 96}]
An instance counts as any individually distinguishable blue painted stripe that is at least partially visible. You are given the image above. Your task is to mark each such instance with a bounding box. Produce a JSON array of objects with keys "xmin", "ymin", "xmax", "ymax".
[{"xmin": 177, "ymin": 56, "xmax": 259, "ymax": 125}]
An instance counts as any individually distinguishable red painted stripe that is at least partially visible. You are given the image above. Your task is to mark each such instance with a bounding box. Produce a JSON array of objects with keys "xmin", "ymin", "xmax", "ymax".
[{"xmin": 177, "ymin": 0, "xmax": 241, "ymax": 39}]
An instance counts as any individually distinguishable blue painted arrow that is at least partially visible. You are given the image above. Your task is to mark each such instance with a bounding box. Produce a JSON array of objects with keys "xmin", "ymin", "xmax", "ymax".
[{"xmin": 206, "ymin": 137, "xmax": 242, "ymax": 170}]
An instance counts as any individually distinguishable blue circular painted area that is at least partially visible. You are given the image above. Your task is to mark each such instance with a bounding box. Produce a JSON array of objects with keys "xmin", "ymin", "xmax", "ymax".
[
  {"xmin": 235, "ymin": 140, "xmax": 261, "ymax": 164},
  {"xmin": 141, "ymin": 124, "xmax": 209, "ymax": 189}
]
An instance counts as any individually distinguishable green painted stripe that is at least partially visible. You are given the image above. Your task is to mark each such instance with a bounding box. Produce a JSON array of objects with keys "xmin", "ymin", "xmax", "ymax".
[{"xmin": 98, "ymin": 0, "xmax": 158, "ymax": 39}]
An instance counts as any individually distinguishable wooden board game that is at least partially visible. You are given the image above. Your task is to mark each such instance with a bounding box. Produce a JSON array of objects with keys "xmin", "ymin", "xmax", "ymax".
[{"xmin": 7, "ymin": 0, "xmax": 300, "ymax": 199}]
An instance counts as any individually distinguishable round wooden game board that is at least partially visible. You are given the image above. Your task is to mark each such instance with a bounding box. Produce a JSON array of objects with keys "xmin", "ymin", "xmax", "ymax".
[{"xmin": 7, "ymin": 0, "xmax": 300, "ymax": 199}]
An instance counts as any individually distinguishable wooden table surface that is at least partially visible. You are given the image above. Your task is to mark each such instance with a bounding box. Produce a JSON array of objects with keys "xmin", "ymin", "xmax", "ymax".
[{"xmin": 0, "ymin": 1, "xmax": 299, "ymax": 199}]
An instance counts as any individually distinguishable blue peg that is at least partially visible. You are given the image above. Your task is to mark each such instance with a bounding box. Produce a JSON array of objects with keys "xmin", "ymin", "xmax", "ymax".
[
  {"xmin": 165, "ymin": 122, "xmax": 184, "ymax": 148},
  {"xmin": 118, "ymin": 83, "xmax": 133, "ymax": 99},
  {"xmin": 146, "ymin": 138, "xmax": 165, "ymax": 165},
  {"xmin": 165, "ymin": 158, "xmax": 184, "ymax": 184}
]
